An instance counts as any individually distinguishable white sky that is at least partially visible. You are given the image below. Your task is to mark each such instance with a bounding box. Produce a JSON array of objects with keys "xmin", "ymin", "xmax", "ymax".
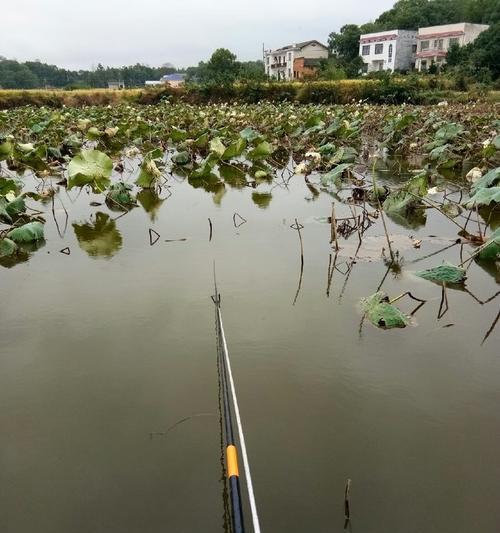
[{"xmin": 1, "ymin": 0, "xmax": 396, "ymax": 69}]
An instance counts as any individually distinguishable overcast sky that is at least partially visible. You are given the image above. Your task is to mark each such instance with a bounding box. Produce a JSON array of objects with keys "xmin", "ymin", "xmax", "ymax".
[{"xmin": 2, "ymin": 0, "xmax": 396, "ymax": 70}]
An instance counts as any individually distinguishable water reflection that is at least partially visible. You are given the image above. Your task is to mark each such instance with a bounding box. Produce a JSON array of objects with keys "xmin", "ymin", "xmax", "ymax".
[
  {"xmin": 188, "ymin": 175, "xmax": 226, "ymax": 205},
  {"xmin": 137, "ymin": 189, "xmax": 166, "ymax": 222},
  {"xmin": 385, "ymin": 209, "xmax": 427, "ymax": 230},
  {"xmin": 219, "ymin": 164, "xmax": 246, "ymax": 189},
  {"xmin": 73, "ymin": 212, "xmax": 122, "ymax": 258},
  {"xmin": 252, "ymin": 192, "xmax": 272, "ymax": 209}
]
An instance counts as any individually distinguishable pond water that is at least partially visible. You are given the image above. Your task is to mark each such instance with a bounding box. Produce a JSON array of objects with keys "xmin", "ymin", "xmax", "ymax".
[{"xmin": 1, "ymin": 167, "xmax": 499, "ymax": 533}]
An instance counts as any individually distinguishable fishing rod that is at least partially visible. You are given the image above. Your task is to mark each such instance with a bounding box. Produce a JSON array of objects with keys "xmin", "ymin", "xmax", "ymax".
[{"xmin": 213, "ymin": 273, "xmax": 261, "ymax": 533}]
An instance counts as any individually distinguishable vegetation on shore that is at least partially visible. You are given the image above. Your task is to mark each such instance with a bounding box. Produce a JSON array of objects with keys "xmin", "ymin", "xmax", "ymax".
[{"xmin": 0, "ymin": 77, "xmax": 497, "ymax": 110}]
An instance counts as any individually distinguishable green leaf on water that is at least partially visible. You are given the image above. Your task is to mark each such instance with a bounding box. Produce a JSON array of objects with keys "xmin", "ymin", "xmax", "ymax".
[
  {"xmin": 471, "ymin": 167, "xmax": 500, "ymax": 194},
  {"xmin": 170, "ymin": 127, "xmax": 188, "ymax": 142},
  {"xmin": 240, "ymin": 127, "xmax": 260, "ymax": 143},
  {"xmin": 248, "ymin": 141, "xmax": 272, "ymax": 160},
  {"xmin": 209, "ymin": 137, "xmax": 226, "ymax": 158},
  {"xmin": 362, "ymin": 292, "xmax": 408, "ymax": 329},
  {"xmin": 464, "ymin": 187, "xmax": 500, "ymax": 208},
  {"xmin": 331, "ymin": 146, "xmax": 357, "ymax": 164},
  {"xmin": 0, "ymin": 198, "xmax": 10, "ymax": 223},
  {"xmin": 136, "ymin": 151, "xmax": 164, "ymax": 188},
  {"xmin": 222, "ymin": 138, "xmax": 246, "ymax": 161},
  {"xmin": 320, "ymin": 163, "xmax": 351, "ymax": 188},
  {"xmin": 478, "ymin": 227, "xmax": 500, "ymax": 261},
  {"xmin": 191, "ymin": 154, "xmax": 218, "ymax": 180},
  {"xmin": 7, "ymin": 221, "xmax": 45, "ymax": 243},
  {"xmin": 0, "ymin": 177, "xmax": 23, "ymax": 196},
  {"xmin": 105, "ymin": 182, "xmax": 136, "ymax": 209},
  {"xmin": 383, "ymin": 190, "xmax": 417, "ymax": 214},
  {"xmin": 0, "ymin": 141, "xmax": 13, "ymax": 159},
  {"xmin": 87, "ymin": 127, "xmax": 102, "ymax": 140},
  {"xmin": 193, "ymin": 132, "xmax": 209, "ymax": 148},
  {"xmin": 415, "ymin": 263, "xmax": 466, "ymax": 284},
  {"xmin": 0, "ymin": 238, "xmax": 17, "ymax": 257},
  {"xmin": 17, "ymin": 142, "xmax": 34, "ymax": 153},
  {"xmin": 171, "ymin": 151, "xmax": 191, "ymax": 165},
  {"xmin": 0, "ymin": 195, "xmax": 26, "ymax": 223},
  {"xmin": 435, "ymin": 122, "xmax": 463, "ymax": 141},
  {"xmin": 383, "ymin": 171, "xmax": 428, "ymax": 215},
  {"xmin": 67, "ymin": 149, "xmax": 113, "ymax": 191}
]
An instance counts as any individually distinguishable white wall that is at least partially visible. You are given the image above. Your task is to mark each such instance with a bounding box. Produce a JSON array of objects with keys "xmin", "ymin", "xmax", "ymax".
[
  {"xmin": 463, "ymin": 23, "xmax": 490, "ymax": 45},
  {"xmin": 415, "ymin": 23, "xmax": 489, "ymax": 71},
  {"xmin": 359, "ymin": 30, "xmax": 416, "ymax": 73},
  {"xmin": 299, "ymin": 43, "xmax": 329, "ymax": 59}
]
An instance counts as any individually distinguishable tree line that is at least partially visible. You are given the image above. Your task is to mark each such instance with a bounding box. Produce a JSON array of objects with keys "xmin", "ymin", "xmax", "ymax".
[{"xmin": 0, "ymin": 60, "xmax": 178, "ymax": 90}]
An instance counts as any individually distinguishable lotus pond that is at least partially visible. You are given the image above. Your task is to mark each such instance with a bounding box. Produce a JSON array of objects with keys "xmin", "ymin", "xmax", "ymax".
[{"xmin": 1, "ymin": 102, "xmax": 499, "ymax": 533}]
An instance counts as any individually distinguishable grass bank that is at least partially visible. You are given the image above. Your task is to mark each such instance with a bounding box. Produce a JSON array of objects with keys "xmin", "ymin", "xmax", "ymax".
[{"xmin": 0, "ymin": 79, "xmax": 491, "ymax": 109}]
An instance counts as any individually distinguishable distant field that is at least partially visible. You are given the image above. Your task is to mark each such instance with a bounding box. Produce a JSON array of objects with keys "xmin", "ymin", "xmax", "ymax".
[{"xmin": 0, "ymin": 88, "xmax": 163, "ymax": 109}]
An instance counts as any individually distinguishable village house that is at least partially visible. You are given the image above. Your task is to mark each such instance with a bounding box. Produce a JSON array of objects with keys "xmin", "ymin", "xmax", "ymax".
[
  {"xmin": 359, "ymin": 30, "xmax": 417, "ymax": 73},
  {"xmin": 263, "ymin": 40, "xmax": 329, "ymax": 81},
  {"xmin": 107, "ymin": 80, "xmax": 125, "ymax": 90},
  {"xmin": 145, "ymin": 73, "xmax": 186, "ymax": 88},
  {"xmin": 160, "ymin": 73, "xmax": 186, "ymax": 87},
  {"xmin": 415, "ymin": 22, "xmax": 490, "ymax": 71}
]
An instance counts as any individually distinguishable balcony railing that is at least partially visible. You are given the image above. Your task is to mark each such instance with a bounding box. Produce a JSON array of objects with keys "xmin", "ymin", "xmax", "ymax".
[{"xmin": 270, "ymin": 62, "xmax": 287, "ymax": 69}]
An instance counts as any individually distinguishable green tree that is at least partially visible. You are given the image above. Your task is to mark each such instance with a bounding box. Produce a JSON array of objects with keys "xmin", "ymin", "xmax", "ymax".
[
  {"xmin": 318, "ymin": 58, "xmax": 346, "ymax": 80},
  {"xmin": 446, "ymin": 42, "xmax": 466, "ymax": 66},
  {"xmin": 238, "ymin": 60, "xmax": 266, "ymax": 82},
  {"xmin": 469, "ymin": 22, "xmax": 500, "ymax": 78},
  {"xmin": 328, "ymin": 24, "xmax": 362, "ymax": 61},
  {"xmin": 199, "ymin": 48, "xmax": 239, "ymax": 85}
]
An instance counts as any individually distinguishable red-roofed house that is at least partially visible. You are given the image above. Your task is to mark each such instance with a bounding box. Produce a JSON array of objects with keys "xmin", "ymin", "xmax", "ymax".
[{"xmin": 415, "ymin": 22, "xmax": 489, "ymax": 71}]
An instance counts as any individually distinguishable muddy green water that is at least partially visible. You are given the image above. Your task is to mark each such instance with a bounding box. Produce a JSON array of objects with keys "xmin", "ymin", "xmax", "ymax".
[{"xmin": 1, "ymin": 170, "xmax": 499, "ymax": 533}]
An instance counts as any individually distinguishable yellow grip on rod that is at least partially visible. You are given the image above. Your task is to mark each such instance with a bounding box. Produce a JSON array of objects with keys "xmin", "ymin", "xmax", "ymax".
[{"xmin": 227, "ymin": 445, "xmax": 240, "ymax": 478}]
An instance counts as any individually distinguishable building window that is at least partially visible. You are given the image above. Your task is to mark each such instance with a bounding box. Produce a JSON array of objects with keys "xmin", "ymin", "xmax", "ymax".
[
  {"xmin": 449, "ymin": 37, "xmax": 459, "ymax": 47},
  {"xmin": 288, "ymin": 52, "xmax": 291, "ymax": 61},
  {"xmin": 362, "ymin": 45, "xmax": 370, "ymax": 55},
  {"xmin": 421, "ymin": 40, "xmax": 429, "ymax": 51},
  {"xmin": 434, "ymin": 39, "xmax": 443, "ymax": 50},
  {"xmin": 412, "ymin": 44, "xmax": 417, "ymax": 53},
  {"xmin": 375, "ymin": 43, "xmax": 383, "ymax": 54},
  {"xmin": 288, "ymin": 69, "xmax": 291, "ymax": 78},
  {"xmin": 388, "ymin": 44, "xmax": 393, "ymax": 62},
  {"xmin": 421, "ymin": 59, "xmax": 428, "ymax": 70},
  {"xmin": 266, "ymin": 57, "xmax": 269, "ymax": 64}
]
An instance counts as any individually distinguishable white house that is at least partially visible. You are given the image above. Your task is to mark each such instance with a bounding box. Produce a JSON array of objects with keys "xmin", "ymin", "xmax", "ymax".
[
  {"xmin": 160, "ymin": 73, "xmax": 186, "ymax": 87},
  {"xmin": 145, "ymin": 74, "xmax": 186, "ymax": 88},
  {"xmin": 415, "ymin": 22, "xmax": 490, "ymax": 71},
  {"xmin": 264, "ymin": 40, "xmax": 329, "ymax": 81},
  {"xmin": 359, "ymin": 30, "xmax": 417, "ymax": 73},
  {"xmin": 108, "ymin": 81, "xmax": 125, "ymax": 90}
]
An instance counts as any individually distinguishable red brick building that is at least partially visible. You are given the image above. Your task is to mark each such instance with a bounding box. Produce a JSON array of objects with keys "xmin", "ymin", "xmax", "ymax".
[{"xmin": 293, "ymin": 57, "xmax": 322, "ymax": 80}]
